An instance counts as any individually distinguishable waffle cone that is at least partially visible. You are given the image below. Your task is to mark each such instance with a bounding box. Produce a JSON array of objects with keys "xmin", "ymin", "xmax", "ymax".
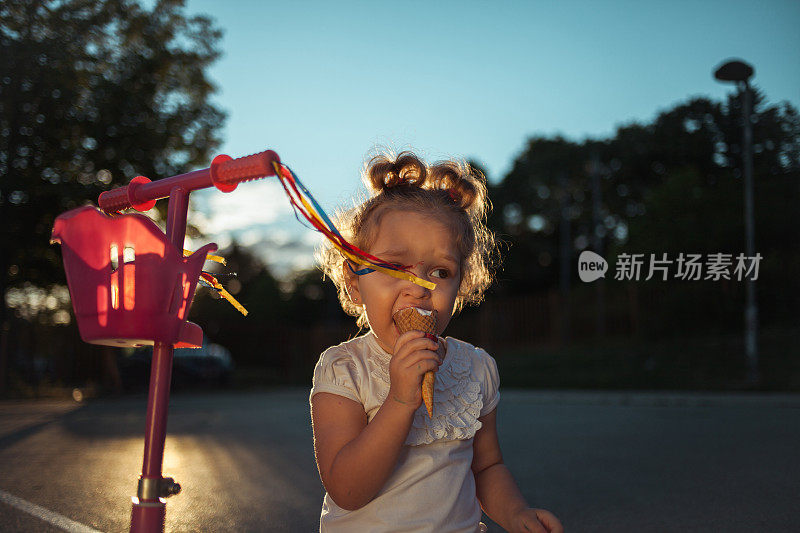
[{"xmin": 393, "ymin": 307, "xmax": 438, "ymax": 417}]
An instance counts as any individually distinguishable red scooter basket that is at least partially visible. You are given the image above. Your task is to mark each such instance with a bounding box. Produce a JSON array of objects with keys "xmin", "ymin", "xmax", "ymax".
[{"xmin": 51, "ymin": 206, "xmax": 216, "ymax": 348}]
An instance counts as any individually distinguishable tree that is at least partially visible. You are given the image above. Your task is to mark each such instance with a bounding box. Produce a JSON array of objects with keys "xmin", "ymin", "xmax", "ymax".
[
  {"xmin": 615, "ymin": 91, "xmax": 800, "ymax": 330},
  {"xmin": 0, "ymin": 0, "xmax": 225, "ymax": 325},
  {"xmin": 0, "ymin": 0, "xmax": 225, "ymax": 393},
  {"xmin": 487, "ymin": 92, "xmax": 800, "ymax": 306},
  {"xmin": 487, "ymin": 136, "xmax": 591, "ymax": 293}
]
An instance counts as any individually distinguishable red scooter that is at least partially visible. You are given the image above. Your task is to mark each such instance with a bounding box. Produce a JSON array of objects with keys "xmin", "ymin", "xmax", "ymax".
[{"xmin": 51, "ymin": 150, "xmax": 281, "ymax": 533}]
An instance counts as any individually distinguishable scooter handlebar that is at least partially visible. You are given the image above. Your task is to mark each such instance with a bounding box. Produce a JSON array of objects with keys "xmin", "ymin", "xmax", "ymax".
[
  {"xmin": 98, "ymin": 149, "xmax": 282, "ymax": 212},
  {"xmin": 210, "ymin": 150, "xmax": 281, "ymax": 191},
  {"xmin": 98, "ymin": 184, "xmax": 135, "ymax": 213}
]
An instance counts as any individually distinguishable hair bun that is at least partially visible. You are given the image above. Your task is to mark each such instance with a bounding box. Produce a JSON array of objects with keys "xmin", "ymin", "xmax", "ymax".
[
  {"xmin": 429, "ymin": 159, "xmax": 488, "ymax": 218},
  {"xmin": 362, "ymin": 149, "xmax": 490, "ymax": 219},
  {"xmin": 364, "ymin": 151, "xmax": 428, "ymax": 192}
]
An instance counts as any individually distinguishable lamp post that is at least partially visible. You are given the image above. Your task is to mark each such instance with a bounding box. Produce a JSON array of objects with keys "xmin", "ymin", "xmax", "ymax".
[{"xmin": 713, "ymin": 58, "xmax": 759, "ymax": 387}]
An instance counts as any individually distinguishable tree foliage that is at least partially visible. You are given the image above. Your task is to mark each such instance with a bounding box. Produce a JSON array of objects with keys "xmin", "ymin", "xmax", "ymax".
[
  {"xmin": 488, "ymin": 90, "xmax": 800, "ymax": 310},
  {"xmin": 0, "ymin": 0, "xmax": 225, "ymax": 324}
]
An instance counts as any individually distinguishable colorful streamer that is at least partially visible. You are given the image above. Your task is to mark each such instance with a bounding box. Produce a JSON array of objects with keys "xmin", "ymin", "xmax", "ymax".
[
  {"xmin": 186, "ymin": 159, "xmax": 436, "ymax": 317},
  {"xmin": 270, "ymin": 161, "xmax": 436, "ymax": 291},
  {"xmin": 184, "ymin": 248, "xmax": 246, "ymax": 314},
  {"xmin": 199, "ymin": 270, "xmax": 248, "ymax": 316}
]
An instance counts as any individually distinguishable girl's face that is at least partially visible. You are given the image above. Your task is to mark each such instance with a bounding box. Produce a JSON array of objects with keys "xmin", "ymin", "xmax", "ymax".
[{"xmin": 344, "ymin": 209, "xmax": 462, "ymax": 354}]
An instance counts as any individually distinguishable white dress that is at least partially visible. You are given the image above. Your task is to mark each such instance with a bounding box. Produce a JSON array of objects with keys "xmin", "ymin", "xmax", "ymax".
[{"xmin": 309, "ymin": 331, "xmax": 500, "ymax": 533}]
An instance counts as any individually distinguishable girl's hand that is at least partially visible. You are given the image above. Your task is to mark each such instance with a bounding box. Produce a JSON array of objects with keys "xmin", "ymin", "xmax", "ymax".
[
  {"xmin": 510, "ymin": 507, "xmax": 563, "ymax": 533},
  {"xmin": 388, "ymin": 331, "xmax": 441, "ymax": 412}
]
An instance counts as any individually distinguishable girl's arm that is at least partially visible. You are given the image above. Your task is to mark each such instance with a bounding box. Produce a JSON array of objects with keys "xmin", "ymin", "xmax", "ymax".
[
  {"xmin": 472, "ymin": 408, "xmax": 564, "ymax": 533},
  {"xmin": 311, "ymin": 391, "xmax": 416, "ymax": 510}
]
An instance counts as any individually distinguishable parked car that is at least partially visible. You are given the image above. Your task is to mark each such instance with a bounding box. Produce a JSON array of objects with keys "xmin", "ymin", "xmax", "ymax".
[{"xmin": 119, "ymin": 340, "xmax": 234, "ymax": 392}]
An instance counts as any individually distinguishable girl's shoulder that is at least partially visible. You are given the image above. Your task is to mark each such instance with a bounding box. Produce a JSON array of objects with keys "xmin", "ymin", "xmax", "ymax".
[
  {"xmin": 317, "ymin": 332, "xmax": 370, "ymax": 361},
  {"xmin": 310, "ymin": 333, "xmax": 374, "ymax": 405},
  {"xmin": 318, "ymin": 331, "xmax": 382, "ymax": 366}
]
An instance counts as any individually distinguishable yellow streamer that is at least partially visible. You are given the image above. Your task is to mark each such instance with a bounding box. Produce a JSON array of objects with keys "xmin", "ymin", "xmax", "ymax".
[
  {"xmin": 203, "ymin": 275, "xmax": 248, "ymax": 316},
  {"xmin": 184, "ymin": 249, "xmax": 227, "ymax": 265}
]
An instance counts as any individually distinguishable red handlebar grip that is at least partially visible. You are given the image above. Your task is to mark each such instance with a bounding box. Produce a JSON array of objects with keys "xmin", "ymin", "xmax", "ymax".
[
  {"xmin": 98, "ymin": 175, "xmax": 154, "ymax": 213},
  {"xmin": 98, "ymin": 186, "xmax": 132, "ymax": 212},
  {"xmin": 210, "ymin": 150, "xmax": 281, "ymax": 193}
]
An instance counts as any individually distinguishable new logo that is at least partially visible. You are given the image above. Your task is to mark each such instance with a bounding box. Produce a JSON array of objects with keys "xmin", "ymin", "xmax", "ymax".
[{"xmin": 578, "ymin": 250, "xmax": 608, "ymax": 282}]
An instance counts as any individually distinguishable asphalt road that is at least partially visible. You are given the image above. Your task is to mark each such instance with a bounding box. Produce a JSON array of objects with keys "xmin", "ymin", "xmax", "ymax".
[{"xmin": 1, "ymin": 389, "xmax": 798, "ymax": 532}]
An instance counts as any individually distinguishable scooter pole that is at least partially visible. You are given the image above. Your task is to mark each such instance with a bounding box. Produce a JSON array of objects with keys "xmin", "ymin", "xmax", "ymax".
[
  {"xmin": 100, "ymin": 151, "xmax": 281, "ymax": 533},
  {"xmin": 129, "ymin": 187, "xmax": 190, "ymax": 532}
]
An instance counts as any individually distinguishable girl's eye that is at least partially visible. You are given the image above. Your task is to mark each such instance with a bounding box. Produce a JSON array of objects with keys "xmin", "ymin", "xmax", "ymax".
[{"xmin": 431, "ymin": 268, "xmax": 450, "ymax": 279}]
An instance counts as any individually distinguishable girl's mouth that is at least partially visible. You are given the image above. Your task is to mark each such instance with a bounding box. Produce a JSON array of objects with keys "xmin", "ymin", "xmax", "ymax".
[{"xmin": 393, "ymin": 305, "xmax": 433, "ymax": 316}]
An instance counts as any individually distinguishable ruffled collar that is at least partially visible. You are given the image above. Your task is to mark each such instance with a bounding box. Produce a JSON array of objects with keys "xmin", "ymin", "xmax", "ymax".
[{"xmin": 365, "ymin": 331, "xmax": 483, "ymax": 446}]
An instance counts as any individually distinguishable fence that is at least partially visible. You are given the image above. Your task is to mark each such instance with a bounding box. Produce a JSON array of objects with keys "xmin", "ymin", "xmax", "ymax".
[{"xmin": 0, "ymin": 280, "xmax": 751, "ymax": 394}]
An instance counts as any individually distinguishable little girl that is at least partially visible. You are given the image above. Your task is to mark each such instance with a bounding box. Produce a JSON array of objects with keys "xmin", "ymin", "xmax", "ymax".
[{"xmin": 310, "ymin": 150, "xmax": 563, "ymax": 533}]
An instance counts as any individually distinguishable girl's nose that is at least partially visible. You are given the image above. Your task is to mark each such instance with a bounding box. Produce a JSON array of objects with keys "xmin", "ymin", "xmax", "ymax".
[{"xmin": 401, "ymin": 272, "xmax": 432, "ymax": 299}]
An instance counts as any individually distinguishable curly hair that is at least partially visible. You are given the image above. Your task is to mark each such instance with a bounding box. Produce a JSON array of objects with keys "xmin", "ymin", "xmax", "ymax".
[{"xmin": 315, "ymin": 149, "xmax": 500, "ymax": 328}]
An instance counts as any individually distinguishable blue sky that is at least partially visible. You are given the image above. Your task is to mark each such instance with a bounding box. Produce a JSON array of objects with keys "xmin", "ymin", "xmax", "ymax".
[{"xmin": 182, "ymin": 0, "xmax": 800, "ymax": 278}]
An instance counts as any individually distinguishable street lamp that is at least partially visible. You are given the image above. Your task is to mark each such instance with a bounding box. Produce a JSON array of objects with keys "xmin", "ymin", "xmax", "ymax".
[{"xmin": 713, "ymin": 58, "xmax": 759, "ymax": 387}]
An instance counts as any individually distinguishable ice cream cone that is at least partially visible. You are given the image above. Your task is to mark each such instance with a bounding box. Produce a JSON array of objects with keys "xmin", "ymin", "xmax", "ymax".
[{"xmin": 393, "ymin": 307, "xmax": 439, "ymax": 417}]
